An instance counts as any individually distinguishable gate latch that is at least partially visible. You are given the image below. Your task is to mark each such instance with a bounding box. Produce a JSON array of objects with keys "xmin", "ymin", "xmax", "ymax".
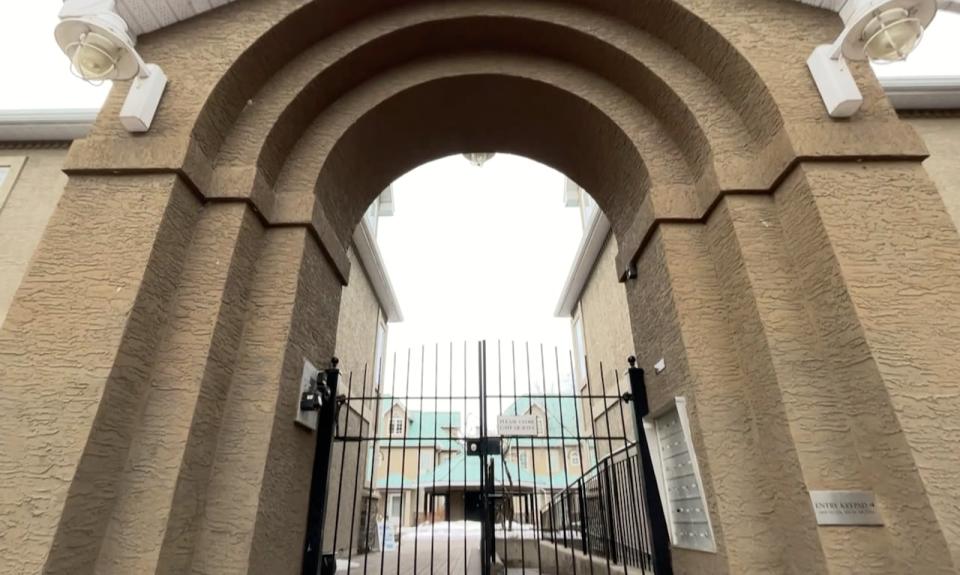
[
  {"xmin": 466, "ymin": 437, "xmax": 502, "ymax": 457},
  {"xmin": 300, "ymin": 371, "xmax": 328, "ymax": 412},
  {"xmin": 295, "ymin": 358, "xmax": 338, "ymax": 431}
]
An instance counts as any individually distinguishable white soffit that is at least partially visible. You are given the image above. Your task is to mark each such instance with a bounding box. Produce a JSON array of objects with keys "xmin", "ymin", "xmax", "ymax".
[
  {"xmin": 75, "ymin": 0, "xmax": 960, "ymax": 38},
  {"xmin": 353, "ymin": 219, "xmax": 404, "ymax": 323},
  {"xmin": 791, "ymin": 0, "xmax": 849, "ymax": 10},
  {"xmin": 790, "ymin": 0, "xmax": 960, "ymax": 12},
  {"xmin": 64, "ymin": 0, "xmax": 241, "ymax": 36},
  {"xmin": 554, "ymin": 210, "xmax": 611, "ymax": 318}
]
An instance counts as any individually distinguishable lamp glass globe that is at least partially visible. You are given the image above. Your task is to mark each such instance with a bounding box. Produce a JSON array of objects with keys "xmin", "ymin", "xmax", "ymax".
[
  {"xmin": 71, "ymin": 32, "xmax": 123, "ymax": 80},
  {"xmin": 862, "ymin": 7, "xmax": 924, "ymax": 62}
]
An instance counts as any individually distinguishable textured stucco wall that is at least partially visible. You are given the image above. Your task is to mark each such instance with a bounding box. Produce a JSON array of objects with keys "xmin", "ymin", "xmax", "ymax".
[
  {"xmin": 622, "ymin": 161, "xmax": 960, "ymax": 574},
  {"xmin": 335, "ymin": 247, "xmax": 384, "ymax": 399},
  {"xmin": 0, "ymin": 146, "xmax": 68, "ymax": 329},
  {"xmin": 2, "ymin": 1, "xmax": 960, "ymax": 573},
  {"xmin": 906, "ymin": 115, "xmax": 960, "ymax": 230},
  {"xmin": 322, "ymin": 404, "xmax": 370, "ymax": 554},
  {"xmin": 329, "ymin": 245, "xmax": 385, "ymax": 547},
  {"xmin": 577, "ymin": 233, "xmax": 637, "ymax": 445}
]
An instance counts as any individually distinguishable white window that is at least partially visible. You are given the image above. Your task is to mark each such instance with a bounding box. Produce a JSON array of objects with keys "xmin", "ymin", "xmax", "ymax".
[
  {"xmin": 647, "ymin": 398, "xmax": 716, "ymax": 552},
  {"xmin": 387, "ymin": 493, "xmax": 403, "ymax": 524},
  {"xmin": 390, "ymin": 417, "xmax": 404, "ymax": 436},
  {"xmin": 580, "ymin": 190, "xmax": 598, "ymax": 229},
  {"xmin": 536, "ymin": 415, "xmax": 546, "ymax": 437},
  {"xmin": 0, "ymin": 158, "xmax": 27, "ymax": 214},
  {"xmin": 518, "ymin": 451, "xmax": 529, "ymax": 469},
  {"xmin": 364, "ymin": 197, "xmax": 380, "ymax": 236},
  {"xmin": 569, "ymin": 450, "xmax": 581, "ymax": 466},
  {"xmin": 572, "ymin": 308, "xmax": 588, "ymax": 390},
  {"xmin": 374, "ymin": 319, "xmax": 387, "ymax": 389}
]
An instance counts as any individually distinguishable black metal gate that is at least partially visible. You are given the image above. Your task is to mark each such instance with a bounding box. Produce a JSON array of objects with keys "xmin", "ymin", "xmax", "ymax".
[{"xmin": 300, "ymin": 342, "xmax": 671, "ymax": 575}]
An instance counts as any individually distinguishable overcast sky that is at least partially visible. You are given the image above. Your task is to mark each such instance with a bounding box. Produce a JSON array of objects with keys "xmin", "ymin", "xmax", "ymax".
[{"xmin": 376, "ymin": 155, "xmax": 583, "ymax": 406}]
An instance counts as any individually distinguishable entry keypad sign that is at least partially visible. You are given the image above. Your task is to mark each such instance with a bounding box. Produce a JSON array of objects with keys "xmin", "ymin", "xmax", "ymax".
[{"xmin": 809, "ymin": 490, "xmax": 884, "ymax": 526}]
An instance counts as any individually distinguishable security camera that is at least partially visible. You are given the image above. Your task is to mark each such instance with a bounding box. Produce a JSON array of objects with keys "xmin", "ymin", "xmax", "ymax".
[{"xmin": 54, "ymin": 0, "xmax": 168, "ymax": 132}]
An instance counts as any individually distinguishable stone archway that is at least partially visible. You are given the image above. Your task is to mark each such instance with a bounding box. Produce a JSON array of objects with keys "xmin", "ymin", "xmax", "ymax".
[{"xmin": 2, "ymin": 1, "xmax": 960, "ymax": 574}]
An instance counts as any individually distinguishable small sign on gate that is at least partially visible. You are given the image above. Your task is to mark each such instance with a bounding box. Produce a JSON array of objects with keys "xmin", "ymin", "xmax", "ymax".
[{"xmin": 498, "ymin": 414, "xmax": 539, "ymax": 436}]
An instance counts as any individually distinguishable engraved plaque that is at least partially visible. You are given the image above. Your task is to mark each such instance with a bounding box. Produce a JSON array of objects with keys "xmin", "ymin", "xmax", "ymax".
[{"xmin": 810, "ymin": 490, "xmax": 883, "ymax": 526}]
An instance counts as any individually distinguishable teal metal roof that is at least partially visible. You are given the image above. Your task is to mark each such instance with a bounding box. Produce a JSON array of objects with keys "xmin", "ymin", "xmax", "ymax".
[
  {"xmin": 375, "ymin": 473, "xmax": 419, "ymax": 490},
  {"xmin": 380, "ymin": 397, "xmax": 463, "ymax": 450},
  {"xmin": 418, "ymin": 452, "xmax": 582, "ymax": 490}
]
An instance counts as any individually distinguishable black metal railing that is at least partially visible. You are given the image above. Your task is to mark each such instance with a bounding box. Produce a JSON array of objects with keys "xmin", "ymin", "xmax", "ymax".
[{"xmin": 541, "ymin": 443, "xmax": 655, "ymax": 571}]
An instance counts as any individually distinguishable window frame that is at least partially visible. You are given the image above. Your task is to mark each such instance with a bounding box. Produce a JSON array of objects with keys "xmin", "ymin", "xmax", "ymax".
[
  {"xmin": 390, "ymin": 417, "xmax": 404, "ymax": 436},
  {"xmin": 387, "ymin": 493, "xmax": 403, "ymax": 521},
  {"xmin": 373, "ymin": 316, "xmax": 387, "ymax": 390},
  {"xmin": 572, "ymin": 304, "xmax": 588, "ymax": 392},
  {"xmin": 0, "ymin": 156, "xmax": 27, "ymax": 214}
]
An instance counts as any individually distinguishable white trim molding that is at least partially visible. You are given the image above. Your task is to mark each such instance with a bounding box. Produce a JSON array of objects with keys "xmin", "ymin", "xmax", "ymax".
[
  {"xmin": 789, "ymin": 0, "xmax": 958, "ymax": 12},
  {"xmin": 0, "ymin": 156, "xmax": 28, "ymax": 213},
  {"xmin": 880, "ymin": 75, "xmax": 960, "ymax": 109},
  {"xmin": 554, "ymin": 210, "xmax": 610, "ymax": 317},
  {"xmin": 0, "ymin": 109, "xmax": 99, "ymax": 142},
  {"xmin": 353, "ymin": 219, "xmax": 404, "ymax": 323}
]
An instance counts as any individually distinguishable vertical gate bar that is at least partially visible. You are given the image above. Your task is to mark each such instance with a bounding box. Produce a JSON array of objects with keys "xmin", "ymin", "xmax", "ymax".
[
  {"xmin": 582, "ymin": 356, "xmax": 614, "ymax": 575},
  {"xmin": 413, "ymin": 346, "xmax": 426, "ymax": 575},
  {"xmin": 613, "ymin": 369, "xmax": 643, "ymax": 569},
  {"xmin": 577, "ymin": 480, "xmax": 589, "ymax": 555},
  {"xmin": 599, "ymin": 365, "xmax": 624, "ymax": 566},
  {"xmin": 511, "ymin": 342, "xmax": 527, "ymax": 575},
  {"xmin": 462, "ymin": 341, "xmax": 468, "ymax": 575},
  {"xmin": 552, "ymin": 347, "xmax": 574, "ymax": 566},
  {"xmin": 627, "ymin": 358, "xmax": 673, "ymax": 575},
  {"xmin": 300, "ymin": 359, "xmax": 341, "ymax": 575},
  {"xmin": 524, "ymin": 342, "xmax": 544, "ymax": 575},
  {"xmin": 447, "ymin": 342, "xmax": 453, "ymax": 575},
  {"xmin": 395, "ymin": 349, "xmax": 413, "ymax": 575},
  {"xmin": 539, "ymin": 344, "xmax": 562, "ymax": 574},
  {"xmin": 345, "ymin": 365, "xmax": 369, "ymax": 575},
  {"xmin": 601, "ymin": 460, "xmax": 619, "ymax": 565},
  {"xmin": 478, "ymin": 340, "xmax": 490, "ymax": 575},
  {"xmin": 379, "ymin": 352, "xmax": 399, "ymax": 575},
  {"xmin": 496, "ymin": 341, "xmax": 510, "ymax": 573},
  {"xmin": 567, "ymin": 351, "xmax": 596, "ymax": 575},
  {"xmin": 430, "ymin": 343, "xmax": 439, "ymax": 575},
  {"xmin": 331, "ymin": 371, "xmax": 355, "ymax": 562}
]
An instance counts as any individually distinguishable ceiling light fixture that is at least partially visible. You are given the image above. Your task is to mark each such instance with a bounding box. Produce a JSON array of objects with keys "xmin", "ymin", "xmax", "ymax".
[
  {"xmin": 463, "ymin": 152, "xmax": 495, "ymax": 167},
  {"xmin": 807, "ymin": 0, "xmax": 938, "ymax": 117},
  {"xmin": 55, "ymin": 0, "xmax": 168, "ymax": 132}
]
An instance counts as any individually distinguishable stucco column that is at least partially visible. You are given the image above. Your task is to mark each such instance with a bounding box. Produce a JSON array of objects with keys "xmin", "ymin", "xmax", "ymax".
[
  {"xmin": 625, "ymin": 161, "xmax": 960, "ymax": 574},
  {"xmin": 0, "ymin": 174, "xmax": 344, "ymax": 574}
]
